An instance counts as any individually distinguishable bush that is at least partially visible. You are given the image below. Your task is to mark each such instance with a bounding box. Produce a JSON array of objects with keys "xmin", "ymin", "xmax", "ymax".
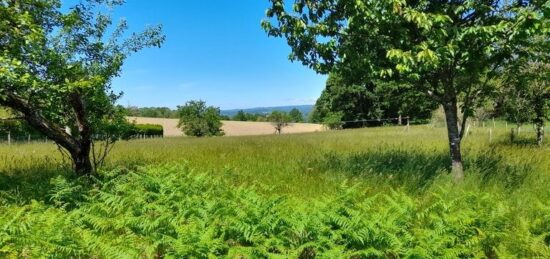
[
  {"xmin": 132, "ymin": 124, "xmax": 164, "ymax": 136},
  {"xmin": 323, "ymin": 112, "xmax": 344, "ymax": 130}
]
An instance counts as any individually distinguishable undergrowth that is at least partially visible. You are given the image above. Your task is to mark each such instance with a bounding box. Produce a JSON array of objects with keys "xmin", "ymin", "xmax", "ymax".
[
  {"xmin": 0, "ymin": 164, "xmax": 549, "ymax": 258},
  {"xmin": 0, "ymin": 126, "xmax": 549, "ymax": 258}
]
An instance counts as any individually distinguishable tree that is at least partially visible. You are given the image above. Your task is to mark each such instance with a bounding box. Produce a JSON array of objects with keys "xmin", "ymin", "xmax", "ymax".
[
  {"xmin": 501, "ymin": 53, "xmax": 549, "ymax": 145},
  {"xmin": 288, "ymin": 108, "xmax": 304, "ymax": 122},
  {"xmin": 269, "ymin": 111, "xmax": 290, "ymax": 134},
  {"xmin": 177, "ymin": 101, "xmax": 224, "ymax": 137},
  {"xmin": 310, "ymin": 73, "xmax": 436, "ymax": 126},
  {"xmin": 233, "ymin": 110, "xmax": 248, "ymax": 121},
  {"xmin": 262, "ymin": 0, "xmax": 544, "ymax": 181},
  {"xmin": 0, "ymin": 0, "xmax": 164, "ymax": 175}
]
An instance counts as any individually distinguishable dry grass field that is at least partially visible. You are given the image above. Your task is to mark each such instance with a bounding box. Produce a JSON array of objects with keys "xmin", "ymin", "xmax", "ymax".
[{"xmin": 127, "ymin": 116, "xmax": 325, "ymax": 136}]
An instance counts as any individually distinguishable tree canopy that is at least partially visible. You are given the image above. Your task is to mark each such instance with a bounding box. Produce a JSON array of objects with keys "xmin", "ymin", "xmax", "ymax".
[
  {"xmin": 0, "ymin": 0, "xmax": 164, "ymax": 175},
  {"xmin": 263, "ymin": 0, "xmax": 547, "ymax": 181},
  {"xmin": 177, "ymin": 100, "xmax": 225, "ymax": 137}
]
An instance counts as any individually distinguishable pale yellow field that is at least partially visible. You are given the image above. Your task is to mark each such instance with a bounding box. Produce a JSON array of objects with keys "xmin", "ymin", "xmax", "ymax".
[{"xmin": 127, "ymin": 117, "xmax": 325, "ymax": 136}]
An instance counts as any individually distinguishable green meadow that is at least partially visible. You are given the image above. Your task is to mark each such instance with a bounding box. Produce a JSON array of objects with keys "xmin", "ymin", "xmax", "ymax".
[{"xmin": 1, "ymin": 125, "xmax": 549, "ymax": 257}]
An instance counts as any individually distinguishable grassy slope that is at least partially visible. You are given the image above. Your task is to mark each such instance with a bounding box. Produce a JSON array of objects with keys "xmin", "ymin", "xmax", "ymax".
[{"xmin": 0, "ymin": 125, "xmax": 549, "ymax": 257}]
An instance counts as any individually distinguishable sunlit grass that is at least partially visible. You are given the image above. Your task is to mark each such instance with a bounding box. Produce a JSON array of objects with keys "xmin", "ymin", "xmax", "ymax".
[{"xmin": 0, "ymin": 125, "xmax": 549, "ymax": 257}]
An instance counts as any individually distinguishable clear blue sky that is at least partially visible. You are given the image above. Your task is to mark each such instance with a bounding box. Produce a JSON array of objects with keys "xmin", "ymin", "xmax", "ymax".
[{"xmin": 99, "ymin": 1, "xmax": 327, "ymax": 110}]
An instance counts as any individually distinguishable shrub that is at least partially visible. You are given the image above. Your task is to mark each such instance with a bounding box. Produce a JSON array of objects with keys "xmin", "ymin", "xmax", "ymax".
[{"xmin": 132, "ymin": 124, "xmax": 164, "ymax": 136}]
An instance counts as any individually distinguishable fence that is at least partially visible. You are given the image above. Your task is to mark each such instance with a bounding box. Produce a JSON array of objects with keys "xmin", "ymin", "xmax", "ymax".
[
  {"xmin": 339, "ymin": 116, "xmax": 421, "ymax": 129},
  {"xmin": 0, "ymin": 132, "xmax": 164, "ymax": 145}
]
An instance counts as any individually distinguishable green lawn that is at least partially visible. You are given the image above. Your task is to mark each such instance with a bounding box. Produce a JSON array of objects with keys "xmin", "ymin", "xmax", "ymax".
[{"xmin": 0, "ymin": 125, "xmax": 549, "ymax": 257}]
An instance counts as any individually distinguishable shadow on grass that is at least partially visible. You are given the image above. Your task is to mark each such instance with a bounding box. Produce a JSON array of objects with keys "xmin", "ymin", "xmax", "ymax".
[
  {"xmin": 311, "ymin": 148, "xmax": 533, "ymax": 191},
  {"xmin": 0, "ymin": 164, "xmax": 75, "ymax": 204}
]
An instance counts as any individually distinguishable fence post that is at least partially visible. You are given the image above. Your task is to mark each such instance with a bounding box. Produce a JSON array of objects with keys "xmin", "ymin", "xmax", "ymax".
[
  {"xmin": 7, "ymin": 131, "xmax": 11, "ymax": 145},
  {"xmin": 406, "ymin": 118, "xmax": 410, "ymax": 132},
  {"xmin": 492, "ymin": 118, "xmax": 495, "ymax": 128},
  {"xmin": 28, "ymin": 134, "xmax": 31, "ymax": 144}
]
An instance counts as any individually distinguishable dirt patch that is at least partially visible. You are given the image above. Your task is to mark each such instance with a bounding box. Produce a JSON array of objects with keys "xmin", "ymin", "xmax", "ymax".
[{"xmin": 127, "ymin": 117, "xmax": 325, "ymax": 137}]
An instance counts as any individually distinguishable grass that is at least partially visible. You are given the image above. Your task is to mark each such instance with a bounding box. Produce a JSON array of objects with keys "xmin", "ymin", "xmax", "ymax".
[{"xmin": 0, "ymin": 125, "xmax": 549, "ymax": 257}]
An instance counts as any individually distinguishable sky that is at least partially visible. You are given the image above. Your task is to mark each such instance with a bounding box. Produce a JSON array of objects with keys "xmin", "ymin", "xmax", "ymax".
[{"xmin": 92, "ymin": 1, "xmax": 327, "ymax": 110}]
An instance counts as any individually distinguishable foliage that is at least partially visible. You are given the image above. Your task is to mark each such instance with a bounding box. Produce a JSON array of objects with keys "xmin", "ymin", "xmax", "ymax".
[
  {"xmin": 125, "ymin": 106, "xmax": 178, "ymax": 118},
  {"xmin": 322, "ymin": 112, "xmax": 343, "ymax": 130},
  {"xmin": 288, "ymin": 108, "xmax": 304, "ymax": 122},
  {"xmin": 269, "ymin": 111, "xmax": 290, "ymax": 134},
  {"xmin": 499, "ymin": 33, "xmax": 550, "ymax": 145},
  {"xmin": 0, "ymin": 0, "xmax": 164, "ymax": 175},
  {"xmin": 231, "ymin": 110, "xmax": 267, "ymax": 122},
  {"xmin": 262, "ymin": 0, "xmax": 547, "ymax": 179},
  {"xmin": 1, "ymin": 156, "xmax": 549, "ymax": 257},
  {"xmin": 131, "ymin": 124, "xmax": 164, "ymax": 136},
  {"xmin": 310, "ymin": 73, "xmax": 436, "ymax": 126},
  {"xmin": 177, "ymin": 101, "xmax": 224, "ymax": 137}
]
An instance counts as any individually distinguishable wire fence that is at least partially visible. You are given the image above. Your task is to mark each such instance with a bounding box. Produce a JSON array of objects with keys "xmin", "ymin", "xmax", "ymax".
[{"xmin": 0, "ymin": 133, "xmax": 164, "ymax": 145}]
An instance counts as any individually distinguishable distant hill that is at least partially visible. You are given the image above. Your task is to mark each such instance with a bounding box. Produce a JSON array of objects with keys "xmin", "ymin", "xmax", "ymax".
[{"xmin": 221, "ymin": 105, "xmax": 314, "ymax": 117}]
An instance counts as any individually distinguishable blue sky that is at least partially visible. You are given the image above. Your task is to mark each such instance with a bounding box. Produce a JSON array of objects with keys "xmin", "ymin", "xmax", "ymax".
[{"xmin": 97, "ymin": 1, "xmax": 327, "ymax": 110}]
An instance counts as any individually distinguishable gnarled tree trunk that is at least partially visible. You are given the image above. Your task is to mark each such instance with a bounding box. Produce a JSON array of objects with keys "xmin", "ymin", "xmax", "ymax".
[{"xmin": 0, "ymin": 90, "xmax": 94, "ymax": 176}]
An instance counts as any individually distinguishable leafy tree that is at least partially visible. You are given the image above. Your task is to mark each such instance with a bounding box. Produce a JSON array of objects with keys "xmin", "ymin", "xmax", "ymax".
[
  {"xmin": 311, "ymin": 73, "xmax": 376, "ymax": 124},
  {"xmin": 262, "ymin": 0, "xmax": 544, "ymax": 181},
  {"xmin": 288, "ymin": 108, "xmax": 304, "ymax": 122},
  {"xmin": 177, "ymin": 101, "xmax": 224, "ymax": 137},
  {"xmin": 233, "ymin": 110, "xmax": 248, "ymax": 121},
  {"xmin": 311, "ymin": 73, "xmax": 436, "ymax": 126},
  {"xmin": 0, "ymin": 0, "xmax": 164, "ymax": 175},
  {"xmin": 501, "ymin": 52, "xmax": 549, "ymax": 145},
  {"xmin": 269, "ymin": 111, "xmax": 290, "ymax": 134}
]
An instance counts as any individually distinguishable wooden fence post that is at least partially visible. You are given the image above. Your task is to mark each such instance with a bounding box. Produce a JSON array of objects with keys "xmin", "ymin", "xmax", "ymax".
[
  {"xmin": 28, "ymin": 134, "xmax": 31, "ymax": 144},
  {"xmin": 7, "ymin": 131, "xmax": 11, "ymax": 145}
]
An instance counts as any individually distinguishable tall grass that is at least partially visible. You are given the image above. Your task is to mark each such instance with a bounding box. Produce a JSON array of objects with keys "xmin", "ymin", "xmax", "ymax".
[{"xmin": 0, "ymin": 125, "xmax": 549, "ymax": 257}]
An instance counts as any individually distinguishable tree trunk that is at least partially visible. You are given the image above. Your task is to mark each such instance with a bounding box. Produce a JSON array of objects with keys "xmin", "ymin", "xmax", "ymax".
[
  {"xmin": 443, "ymin": 102, "xmax": 464, "ymax": 182},
  {"xmin": 71, "ymin": 148, "xmax": 93, "ymax": 176},
  {"xmin": 534, "ymin": 97, "xmax": 545, "ymax": 146},
  {"xmin": 0, "ymin": 91, "xmax": 95, "ymax": 176},
  {"xmin": 534, "ymin": 119, "xmax": 544, "ymax": 146}
]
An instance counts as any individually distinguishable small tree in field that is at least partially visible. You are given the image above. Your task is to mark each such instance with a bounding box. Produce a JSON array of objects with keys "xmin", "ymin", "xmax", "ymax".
[
  {"xmin": 177, "ymin": 101, "xmax": 224, "ymax": 137},
  {"xmin": 262, "ymin": 0, "xmax": 545, "ymax": 181},
  {"xmin": 288, "ymin": 108, "xmax": 304, "ymax": 122},
  {"xmin": 501, "ymin": 57, "xmax": 549, "ymax": 145},
  {"xmin": 0, "ymin": 0, "xmax": 164, "ymax": 176},
  {"xmin": 269, "ymin": 111, "xmax": 290, "ymax": 134}
]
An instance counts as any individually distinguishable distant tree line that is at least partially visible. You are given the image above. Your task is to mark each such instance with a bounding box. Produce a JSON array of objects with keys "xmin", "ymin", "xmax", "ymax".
[
  {"xmin": 231, "ymin": 108, "xmax": 304, "ymax": 123},
  {"xmin": 124, "ymin": 106, "xmax": 179, "ymax": 118},
  {"xmin": 309, "ymin": 73, "xmax": 437, "ymax": 128}
]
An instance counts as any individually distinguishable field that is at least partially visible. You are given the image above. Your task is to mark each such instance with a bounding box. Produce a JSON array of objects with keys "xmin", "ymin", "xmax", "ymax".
[
  {"xmin": 0, "ymin": 125, "xmax": 549, "ymax": 257},
  {"xmin": 127, "ymin": 117, "xmax": 325, "ymax": 137}
]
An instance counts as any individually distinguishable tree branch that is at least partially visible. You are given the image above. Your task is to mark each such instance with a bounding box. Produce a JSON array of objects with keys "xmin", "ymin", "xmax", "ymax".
[{"xmin": 0, "ymin": 91, "xmax": 78, "ymax": 152}]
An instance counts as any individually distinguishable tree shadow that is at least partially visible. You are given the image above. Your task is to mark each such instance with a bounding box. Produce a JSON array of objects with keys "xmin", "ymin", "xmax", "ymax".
[
  {"xmin": 0, "ymin": 164, "xmax": 74, "ymax": 204},
  {"xmin": 311, "ymin": 148, "xmax": 533, "ymax": 191}
]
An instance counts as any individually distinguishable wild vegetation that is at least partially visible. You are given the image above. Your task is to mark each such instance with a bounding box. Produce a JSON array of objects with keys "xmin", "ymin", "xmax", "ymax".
[
  {"xmin": 0, "ymin": 125, "xmax": 548, "ymax": 257},
  {"xmin": 263, "ymin": 0, "xmax": 548, "ymax": 181},
  {"xmin": 0, "ymin": 0, "xmax": 548, "ymax": 258}
]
